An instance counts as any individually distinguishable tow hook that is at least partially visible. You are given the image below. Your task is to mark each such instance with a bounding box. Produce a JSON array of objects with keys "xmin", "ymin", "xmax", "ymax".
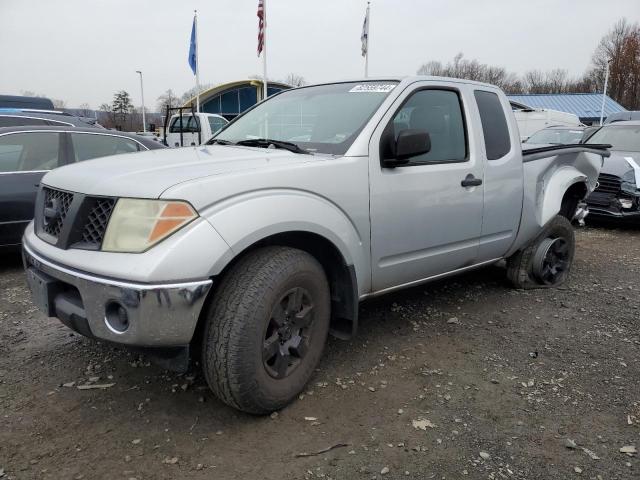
[{"xmin": 573, "ymin": 201, "xmax": 589, "ymax": 227}]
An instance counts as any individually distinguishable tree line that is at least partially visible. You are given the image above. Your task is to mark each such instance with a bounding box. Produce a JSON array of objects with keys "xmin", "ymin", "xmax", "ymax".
[{"xmin": 417, "ymin": 18, "xmax": 640, "ymax": 110}]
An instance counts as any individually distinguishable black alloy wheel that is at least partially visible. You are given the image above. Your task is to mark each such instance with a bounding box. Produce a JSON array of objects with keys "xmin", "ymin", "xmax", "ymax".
[
  {"xmin": 263, "ymin": 287, "xmax": 315, "ymax": 379},
  {"xmin": 532, "ymin": 237, "xmax": 571, "ymax": 285}
]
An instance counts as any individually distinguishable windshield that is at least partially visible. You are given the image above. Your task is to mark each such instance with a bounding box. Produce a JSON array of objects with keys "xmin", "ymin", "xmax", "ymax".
[
  {"xmin": 209, "ymin": 81, "xmax": 398, "ymax": 155},
  {"xmin": 526, "ymin": 128, "xmax": 585, "ymax": 145},
  {"xmin": 586, "ymin": 125, "xmax": 640, "ymax": 152}
]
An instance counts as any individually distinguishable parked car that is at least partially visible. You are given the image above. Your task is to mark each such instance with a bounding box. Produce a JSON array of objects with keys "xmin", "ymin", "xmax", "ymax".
[
  {"xmin": 524, "ymin": 126, "xmax": 588, "ymax": 145},
  {"xmin": 0, "ymin": 126, "xmax": 165, "ymax": 249},
  {"xmin": 164, "ymin": 112, "xmax": 228, "ymax": 147},
  {"xmin": 585, "ymin": 121, "xmax": 640, "ymax": 222},
  {"xmin": 604, "ymin": 111, "xmax": 640, "ymax": 124},
  {"xmin": 0, "ymin": 94, "xmax": 55, "ymax": 110},
  {"xmin": 0, "ymin": 109, "xmax": 99, "ymax": 128},
  {"xmin": 510, "ymin": 102, "xmax": 583, "ymax": 142},
  {"xmin": 22, "ymin": 78, "xmax": 608, "ymax": 414}
]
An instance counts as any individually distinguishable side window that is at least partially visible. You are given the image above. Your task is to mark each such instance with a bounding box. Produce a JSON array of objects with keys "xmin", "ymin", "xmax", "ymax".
[
  {"xmin": 390, "ymin": 89, "xmax": 467, "ymax": 163},
  {"xmin": 474, "ymin": 90, "xmax": 511, "ymax": 160},
  {"xmin": 207, "ymin": 116, "xmax": 226, "ymax": 134},
  {"xmin": 0, "ymin": 116, "xmax": 48, "ymax": 127},
  {"xmin": 0, "ymin": 132, "xmax": 61, "ymax": 172},
  {"xmin": 70, "ymin": 134, "xmax": 140, "ymax": 162}
]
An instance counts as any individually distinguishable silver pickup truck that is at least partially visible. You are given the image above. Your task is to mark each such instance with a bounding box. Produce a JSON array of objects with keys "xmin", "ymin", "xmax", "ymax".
[{"xmin": 22, "ymin": 78, "xmax": 609, "ymax": 414}]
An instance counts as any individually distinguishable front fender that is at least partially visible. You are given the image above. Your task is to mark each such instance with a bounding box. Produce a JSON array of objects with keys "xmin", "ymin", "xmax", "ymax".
[{"xmin": 200, "ymin": 189, "xmax": 370, "ymax": 295}]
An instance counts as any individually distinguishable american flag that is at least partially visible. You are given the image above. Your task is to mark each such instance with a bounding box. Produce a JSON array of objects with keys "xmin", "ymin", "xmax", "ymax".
[{"xmin": 257, "ymin": 0, "xmax": 265, "ymax": 56}]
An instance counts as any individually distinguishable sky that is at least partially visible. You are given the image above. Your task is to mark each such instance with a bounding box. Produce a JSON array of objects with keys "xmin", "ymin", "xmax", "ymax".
[{"xmin": 0, "ymin": 0, "xmax": 638, "ymax": 110}]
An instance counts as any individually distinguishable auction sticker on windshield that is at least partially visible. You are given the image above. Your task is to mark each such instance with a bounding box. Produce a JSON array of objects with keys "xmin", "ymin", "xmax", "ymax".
[{"xmin": 349, "ymin": 83, "xmax": 396, "ymax": 93}]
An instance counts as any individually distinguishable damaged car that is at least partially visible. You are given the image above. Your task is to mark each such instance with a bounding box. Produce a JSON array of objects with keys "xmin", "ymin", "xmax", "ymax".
[{"xmin": 585, "ymin": 121, "xmax": 640, "ymax": 222}]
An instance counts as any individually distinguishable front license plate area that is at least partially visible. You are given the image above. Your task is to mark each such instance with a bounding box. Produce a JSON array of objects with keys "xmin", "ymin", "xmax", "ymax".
[{"xmin": 26, "ymin": 267, "xmax": 59, "ymax": 317}]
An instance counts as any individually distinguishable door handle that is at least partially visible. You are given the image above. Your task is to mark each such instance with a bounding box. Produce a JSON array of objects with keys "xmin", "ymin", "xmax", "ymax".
[{"xmin": 461, "ymin": 174, "xmax": 482, "ymax": 188}]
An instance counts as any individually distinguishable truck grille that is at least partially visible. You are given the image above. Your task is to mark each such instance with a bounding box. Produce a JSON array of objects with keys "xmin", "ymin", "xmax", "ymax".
[
  {"xmin": 80, "ymin": 198, "xmax": 116, "ymax": 247},
  {"xmin": 37, "ymin": 187, "xmax": 117, "ymax": 250},
  {"xmin": 594, "ymin": 173, "xmax": 622, "ymax": 195},
  {"xmin": 42, "ymin": 187, "xmax": 74, "ymax": 238}
]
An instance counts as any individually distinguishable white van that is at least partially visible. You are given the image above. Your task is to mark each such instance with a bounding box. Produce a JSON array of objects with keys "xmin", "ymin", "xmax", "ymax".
[
  {"xmin": 511, "ymin": 103, "xmax": 583, "ymax": 142},
  {"xmin": 165, "ymin": 113, "xmax": 228, "ymax": 147}
]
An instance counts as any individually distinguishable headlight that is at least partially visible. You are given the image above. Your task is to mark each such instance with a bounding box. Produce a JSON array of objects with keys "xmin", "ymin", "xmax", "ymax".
[
  {"xmin": 102, "ymin": 199, "xmax": 197, "ymax": 253},
  {"xmin": 621, "ymin": 170, "xmax": 639, "ymax": 195}
]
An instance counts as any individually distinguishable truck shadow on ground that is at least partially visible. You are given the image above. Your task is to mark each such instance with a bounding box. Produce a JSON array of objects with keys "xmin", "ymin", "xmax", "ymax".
[{"xmin": 35, "ymin": 262, "xmax": 511, "ymax": 420}]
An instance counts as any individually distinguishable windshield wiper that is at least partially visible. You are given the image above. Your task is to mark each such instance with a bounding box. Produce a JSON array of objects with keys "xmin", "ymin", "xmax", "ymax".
[
  {"xmin": 208, "ymin": 138, "xmax": 234, "ymax": 145},
  {"xmin": 235, "ymin": 138, "xmax": 309, "ymax": 154}
]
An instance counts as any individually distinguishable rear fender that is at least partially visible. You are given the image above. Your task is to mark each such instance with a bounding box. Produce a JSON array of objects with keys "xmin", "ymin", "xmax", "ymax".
[{"xmin": 507, "ymin": 149, "xmax": 603, "ymax": 256}]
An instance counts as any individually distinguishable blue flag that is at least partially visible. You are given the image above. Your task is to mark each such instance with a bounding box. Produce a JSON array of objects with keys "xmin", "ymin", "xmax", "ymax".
[{"xmin": 188, "ymin": 17, "xmax": 197, "ymax": 75}]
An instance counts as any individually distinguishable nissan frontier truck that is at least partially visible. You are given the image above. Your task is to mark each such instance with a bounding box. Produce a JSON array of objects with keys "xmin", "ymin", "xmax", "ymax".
[{"xmin": 23, "ymin": 77, "xmax": 609, "ymax": 414}]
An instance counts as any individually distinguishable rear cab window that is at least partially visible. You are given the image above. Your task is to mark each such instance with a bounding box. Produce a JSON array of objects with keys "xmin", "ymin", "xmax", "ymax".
[
  {"xmin": 474, "ymin": 90, "xmax": 511, "ymax": 160},
  {"xmin": 170, "ymin": 115, "xmax": 200, "ymax": 133}
]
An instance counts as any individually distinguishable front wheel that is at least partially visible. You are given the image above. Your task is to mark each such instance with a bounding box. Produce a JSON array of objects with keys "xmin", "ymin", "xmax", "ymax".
[
  {"xmin": 507, "ymin": 215, "xmax": 575, "ymax": 289},
  {"xmin": 201, "ymin": 246, "xmax": 330, "ymax": 414}
]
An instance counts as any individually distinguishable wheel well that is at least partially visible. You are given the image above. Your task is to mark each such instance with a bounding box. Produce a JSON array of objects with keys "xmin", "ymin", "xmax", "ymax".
[
  {"xmin": 193, "ymin": 232, "xmax": 358, "ymax": 351},
  {"xmin": 559, "ymin": 182, "xmax": 588, "ymax": 220}
]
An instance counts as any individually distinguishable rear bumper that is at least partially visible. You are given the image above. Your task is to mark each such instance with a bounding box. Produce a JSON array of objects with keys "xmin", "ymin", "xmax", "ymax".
[{"xmin": 22, "ymin": 242, "xmax": 212, "ymax": 347}]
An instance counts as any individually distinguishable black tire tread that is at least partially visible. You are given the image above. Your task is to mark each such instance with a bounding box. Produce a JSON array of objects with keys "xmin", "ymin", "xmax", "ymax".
[
  {"xmin": 506, "ymin": 215, "xmax": 575, "ymax": 289},
  {"xmin": 201, "ymin": 246, "xmax": 326, "ymax": 413}
]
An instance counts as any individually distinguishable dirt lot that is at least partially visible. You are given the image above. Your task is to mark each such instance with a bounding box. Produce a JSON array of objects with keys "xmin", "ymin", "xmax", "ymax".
[{"xmin": 1, "ymin": 226, "xmax": 639, "ymax": 480}]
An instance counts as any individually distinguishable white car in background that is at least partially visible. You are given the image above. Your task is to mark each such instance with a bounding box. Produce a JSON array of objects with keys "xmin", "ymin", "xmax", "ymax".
[
  {"xmin": 510, "ymin": 101, "xmax": 583, "ymax": 142},
  {"xmin": 165, "ymin": 112, "xmax": 228, "ymax": 147}
]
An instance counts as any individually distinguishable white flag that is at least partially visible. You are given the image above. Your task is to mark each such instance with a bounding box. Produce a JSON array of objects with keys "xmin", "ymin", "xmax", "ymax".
[{"xmin": 361, "ymin": 4, "xmax": 369, "ymax": 57}]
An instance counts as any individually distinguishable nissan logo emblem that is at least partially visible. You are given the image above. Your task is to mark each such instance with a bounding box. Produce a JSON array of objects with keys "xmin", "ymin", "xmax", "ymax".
[{"xmin": 43, "ymin": 197, "xmax": 61, "ymax": 226}]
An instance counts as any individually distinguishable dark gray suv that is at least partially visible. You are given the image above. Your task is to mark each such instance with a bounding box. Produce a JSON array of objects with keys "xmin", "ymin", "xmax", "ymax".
[{"xmin": 0, "ymin": 126, "xmax": 165, "ymax": 249}]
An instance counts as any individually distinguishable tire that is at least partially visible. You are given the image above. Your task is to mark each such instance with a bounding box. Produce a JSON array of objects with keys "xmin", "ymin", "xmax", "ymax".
[
  {"xmin": 201, "ymin": 246, "xmax": 331, "ymax": 414},
  {"xmin": 506, "ymin": 215, "xmax": 575, "ymax": 289}
]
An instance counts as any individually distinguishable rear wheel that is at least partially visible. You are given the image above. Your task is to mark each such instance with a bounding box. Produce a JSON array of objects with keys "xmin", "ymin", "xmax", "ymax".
[
  {"xmin": 507, "ymin": 215, "xmax": 575, "ymax": 289},
  {"xmin": 201, "ymin": 246, "xmax": 330, "ymax": 414}
]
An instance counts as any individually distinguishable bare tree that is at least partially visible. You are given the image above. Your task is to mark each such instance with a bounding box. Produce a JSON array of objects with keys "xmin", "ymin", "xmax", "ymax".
[
  {"xmin": 77, "ymin": 103, "xmax": 91, "ymax": 115},
  {"xmin": 417, "ymin": 53, "xmax": 522, "ymax": 92},
  {"xmin": 180, "ymin": 83, "xmax": 214, "ymax": 105},
  {"xmin": 51, "ymin": 98, "xmax": 66, "ymax": 109},
  {"xmin": 284, "ymin": 73, "xmax": 307, "ymax": 87},
  {"xmin": 156, "ymin": 89, "xmax": 178, "ymax": 112},
  {"xmin": 588, "ymin": 18, "xmax": 640, "ymax": 110}
]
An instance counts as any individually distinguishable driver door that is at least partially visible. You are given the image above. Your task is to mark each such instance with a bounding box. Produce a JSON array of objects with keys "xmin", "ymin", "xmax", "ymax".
[{"xmin": 369, "ymin": 84, "xmax": 485, "ymax": 292}]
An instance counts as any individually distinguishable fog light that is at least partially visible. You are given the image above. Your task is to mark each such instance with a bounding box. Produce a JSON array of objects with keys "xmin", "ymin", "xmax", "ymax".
[
  {"xmin": 620, "ymin": 198, "xmax": 633, "ymax": 209},
  {"xmin": 105, "ymin": 301, "xmax": 130, "ymax": 333}
]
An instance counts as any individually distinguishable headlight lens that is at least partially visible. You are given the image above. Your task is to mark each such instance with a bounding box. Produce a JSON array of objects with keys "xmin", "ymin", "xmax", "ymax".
[
  {"xmin": 621, "ymin": 170, "xmax": 639, "ymax": 194},
  {"xmin": 102, "ymin": 199, "xmax": 197, "ymax": 253}
]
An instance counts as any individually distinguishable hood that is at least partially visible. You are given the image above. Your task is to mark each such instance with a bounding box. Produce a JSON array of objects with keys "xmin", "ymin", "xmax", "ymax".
[
  {"xmin": 42, "ymin": 145, "xmax": 321, "ymax": 198},
  {"xmin": 599, "ymin": 151, "xmax": 640, "ymax": 179}
]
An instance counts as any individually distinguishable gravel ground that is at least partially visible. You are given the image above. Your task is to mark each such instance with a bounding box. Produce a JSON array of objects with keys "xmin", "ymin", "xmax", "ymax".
[{"xmin": 0, "ymin": 226, "xmax": 639, "ymax": 480}]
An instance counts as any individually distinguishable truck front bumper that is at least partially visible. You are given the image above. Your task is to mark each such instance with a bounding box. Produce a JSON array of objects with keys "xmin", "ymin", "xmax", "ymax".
[{"xmin": 23, "ymin": 242, "xmax": 212, "ymax": 347}]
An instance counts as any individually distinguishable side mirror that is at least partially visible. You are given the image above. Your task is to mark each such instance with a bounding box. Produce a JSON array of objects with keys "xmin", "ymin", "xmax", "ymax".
[{"xmin": 381, "ymin": 129, "xmax": 431, "ymax": 167}]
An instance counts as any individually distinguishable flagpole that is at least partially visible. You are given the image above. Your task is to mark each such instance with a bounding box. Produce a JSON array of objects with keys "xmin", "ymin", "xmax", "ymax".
[
  {"xmin": 262, "ymin": 0, "xmax": 268, "ymax": 100},
  {"xmin": 195, "ymin": 10, "xmax": 201, "ymax": 113}
]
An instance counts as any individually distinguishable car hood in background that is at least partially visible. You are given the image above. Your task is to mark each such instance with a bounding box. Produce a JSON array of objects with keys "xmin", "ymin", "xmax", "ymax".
[
  {"xmin": 42, "ymin": 145, "xmax": 323, "ymax": 199},
  {"xmin": 599, "ymin": 151, "xmax": 640, "ymax": 178}
]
